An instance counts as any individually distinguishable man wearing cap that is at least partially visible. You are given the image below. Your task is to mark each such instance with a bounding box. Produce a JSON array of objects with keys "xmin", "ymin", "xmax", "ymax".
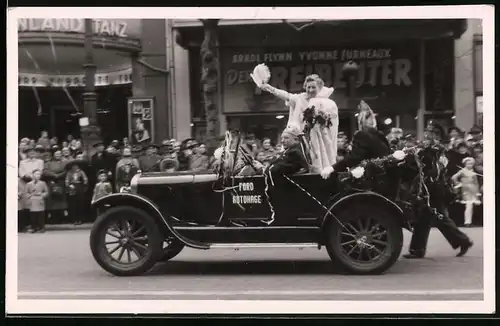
[
  {"xmin": 139, "ymin": 144, "xmax": 161, "ymax": 172},
  {"xmin": 265, "ymin": 126, "xmax": 308, "ymax": 176},
  {"xmin": 403, "ymin": 129, "xmax": 473, "ymax": 259},
  {"xmin": 115, "ymin": 147, "xmax": 140, "ymax": 192}
]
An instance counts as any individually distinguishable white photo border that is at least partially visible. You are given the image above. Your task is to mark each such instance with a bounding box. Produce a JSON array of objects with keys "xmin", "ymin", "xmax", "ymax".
[{"xmin": 6, "ymin": 5, "xmax": 495, "ymax": 315}]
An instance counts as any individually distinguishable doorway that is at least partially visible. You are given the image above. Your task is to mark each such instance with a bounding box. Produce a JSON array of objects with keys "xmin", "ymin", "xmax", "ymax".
[{"xmin": 51, "ymin": 107, "xmax": 81, "ymax": 141}]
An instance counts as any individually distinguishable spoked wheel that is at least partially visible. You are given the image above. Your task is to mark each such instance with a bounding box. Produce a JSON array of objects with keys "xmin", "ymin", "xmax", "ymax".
[
  {"xmin": 90, "ymin": 206, "xmax": 163, "ymax": 276},
  {"xmin": 326, "ymin": 206, "xmax": 403, "ymax": 275},
  {"xmin": 159, "ymin": 235, "xmax": 184, "ymax": 262}
]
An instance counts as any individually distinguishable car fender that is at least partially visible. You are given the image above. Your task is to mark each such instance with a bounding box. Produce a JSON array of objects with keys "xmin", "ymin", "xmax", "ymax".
[
  {"xmin": 320, "ymin": 191, "xmax": 410, "ymax": 231},
  {"xmin": 91, "ymin": 193, "xmax": 209, "ymax": 249}
]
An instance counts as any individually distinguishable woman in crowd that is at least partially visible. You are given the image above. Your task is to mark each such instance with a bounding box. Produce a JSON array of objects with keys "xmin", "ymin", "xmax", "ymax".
[
  {"xmin": 43, "ymin": 150, "xmax": 68, "ymax": 225},
  {"xmin": 65, "ymin": 161, "xmax": 88, "ymax": 225}
]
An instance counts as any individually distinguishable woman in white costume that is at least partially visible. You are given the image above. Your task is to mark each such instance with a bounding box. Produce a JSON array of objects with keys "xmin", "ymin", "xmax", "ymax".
[{"xmin": 251, "ymin": 64, "xmax": 339, "ymax": 173}]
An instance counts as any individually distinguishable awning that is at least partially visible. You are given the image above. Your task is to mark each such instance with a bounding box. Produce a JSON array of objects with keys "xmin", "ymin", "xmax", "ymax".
[{"xmin": 175, "ymin": 19, "xmax": 467, "ymax": 48}]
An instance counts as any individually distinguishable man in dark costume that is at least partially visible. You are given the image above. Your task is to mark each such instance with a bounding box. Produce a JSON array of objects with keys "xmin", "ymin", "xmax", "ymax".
[
  {"xmin": 265, "ymin": 126, "xmax": 308, "ymax": 176},
  {"xmin": 403, "ymin": 126, "xmax": 473, "ymax": 258},
  {"xmin": 321, "ymin": 101, "xmax": 391, "ymax": 177}
]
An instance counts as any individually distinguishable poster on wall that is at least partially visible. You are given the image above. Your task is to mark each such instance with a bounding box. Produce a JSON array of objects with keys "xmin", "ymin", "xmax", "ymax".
[
  {"xmin": 219, "ymin": 42, "xmax": 420, "ymax": 114},
  {"xmin": 127, "ymin": 97, "xmax": 155, "ymax": 145}
]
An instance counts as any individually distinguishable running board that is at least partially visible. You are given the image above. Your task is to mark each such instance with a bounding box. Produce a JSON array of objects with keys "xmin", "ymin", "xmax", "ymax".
[
  {"xmin": 172, "ymin": 226, "xmax": 323, "ymax": 244},
  {"xmin": 209, "ymin": 243, "xmax": 319, "ymax": 249}
]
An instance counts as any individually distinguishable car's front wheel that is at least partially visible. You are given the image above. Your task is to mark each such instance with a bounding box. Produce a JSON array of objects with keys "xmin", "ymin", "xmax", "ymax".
[
  {"xmin": 325, "ymin": 205, "xmax": 403, "ymax": 275},
  {"xmin": 90, "ymin": 206, "xmax": 163, "ymax": 276}
]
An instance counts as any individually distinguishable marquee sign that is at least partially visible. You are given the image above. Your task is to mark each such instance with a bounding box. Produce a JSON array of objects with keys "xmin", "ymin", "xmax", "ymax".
[
  {"xmin": 17, "ymin": 18, "xmax": 140, "ymax": 39},
  {"xmin": 18, "ymin": 69, "xmax": 133, "ymax": 87},
  {"xmin": 220, "ymin": 43, "xmax": 420, "ymax": 113}
]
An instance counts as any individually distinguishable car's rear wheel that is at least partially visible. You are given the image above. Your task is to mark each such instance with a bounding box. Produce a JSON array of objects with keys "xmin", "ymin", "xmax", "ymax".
[
  {"xmin": 90, "ymin": 206, "xmax": 163, "ymax": 276},
  {"xmin": 159, "ymin": 236, "xmax": 185, "ymax": 261},
  {"xmin": 325, "ymin": 205, "xmax": 403, "ymax": 275}
]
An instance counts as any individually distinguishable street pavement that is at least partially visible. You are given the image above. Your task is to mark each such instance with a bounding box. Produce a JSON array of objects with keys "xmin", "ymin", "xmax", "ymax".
[{"xmin": 17, "ymin": 227, "xmax": 484, "ymax": 301}]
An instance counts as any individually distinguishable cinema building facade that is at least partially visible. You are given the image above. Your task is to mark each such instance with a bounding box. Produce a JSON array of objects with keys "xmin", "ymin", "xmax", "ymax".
[
  {"xmin": 18, "ymin": 18, "xmax": 481, "ymax": 144},
  {"xmin": 172, "ymin": 18, "xmax": 478, "ymax": 143},
  {"xmin": 18, "ymin": 18, "xmax": 177, "ymax": 143}
]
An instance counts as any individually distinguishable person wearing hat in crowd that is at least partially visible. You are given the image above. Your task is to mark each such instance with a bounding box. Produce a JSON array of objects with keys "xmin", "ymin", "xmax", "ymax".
[
  {"xmin": 177, "ymin": 139, "xmax": 196, "ymax": 171},
  {"xmin": 387, "ymin": 127, "xmax": 404, "ymax": 150},
  {"xmin": 403, "ymin": 128, "xmax": 473, "ymax": 259},
  {"xmin": 43, "ymin": 149, "xmax": 68, "ymax": 225},
  {"xmin": 115, "ymin": 147, "xmax": 140, "ymax": 192},
  {"xmin": 139, "ymin": 143, "xmax": 161, "ymax": 172},
  {"xmin": 445, "ymin": 139, "xmax": 471, "ymax": 180},
  {"xmin": 131, "ymin": 144, "xmax": 144, "ymax": 158},
  {"xmin": 189, "ymin": 142, "xmax": 210, "ymax": 172},
  {"xmin": 61, "ymin": 147, "xmax": 74, "ymax": 164},
  {"xmin": 25, "ymin": 169, "xmax": 49, "ymax": 233},
  {"xmin": 468, "ymin": 125, "xmax": 482, "ymax": 144},
  {"xmin": 110, "ymin": 139, "xmax": 120, "ymax": 150},
  {"xmin": 265, "ymin": 126, "xmax": 308, "ymax": 176},
  {"xmin": 116, "ymin": 163, "xmax": 139, "ymax": 192},
  {"xmin": 447, "ymin": 126, "xmax": 464, "ymax": 149},
  {"xmin": 19, "ymin": 146, "xmax": 44, "ymax": 183},
  {"xmin": 321, "ymin": 101, "xmax": 390, "ymax": 179},
  {"xmin": 158, "ymin": 141, "xmax": 179, "ymax": 172},
  {"xmin": 37, "ymin": 130, "xmax": 51, "ymax": 150},
  {"xmin": 50, "ymin": 136, "xmax": 58, "ymax": 147},
  {"xmin": 65, "ymin": 160, "xmax": 89, "ymax": 225},
  {"xmin": 92, "ymin": 169, "xmax": 113, "ymax": 203},
  {"xmin": 34, "ymin": 144, "xmax": 45, "ymax": 160},
  {"xmin": 19, "ymin": 138, "xmax": 30, "ymax": 161},
  {"xmin": 403, "ymin": 133, "xmax": 417, "ymax": 149}
]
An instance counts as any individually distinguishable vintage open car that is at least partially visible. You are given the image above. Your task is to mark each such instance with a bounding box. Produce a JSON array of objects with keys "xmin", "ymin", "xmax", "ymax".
[{"xmin": 90, "ymin": 131, "xmax": 420, "ymax": 277}]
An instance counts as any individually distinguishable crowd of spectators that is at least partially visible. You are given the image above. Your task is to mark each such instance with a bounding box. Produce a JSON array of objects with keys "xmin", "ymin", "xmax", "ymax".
[{"xmin": 17, "ymin": 123, "xmax": 483, "ymax": 233}]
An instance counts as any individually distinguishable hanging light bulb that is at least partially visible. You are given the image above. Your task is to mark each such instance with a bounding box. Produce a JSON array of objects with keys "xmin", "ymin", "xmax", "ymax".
[{"xmin": 384, "ymin": 118, "xmax": 392, "ymax": 125}]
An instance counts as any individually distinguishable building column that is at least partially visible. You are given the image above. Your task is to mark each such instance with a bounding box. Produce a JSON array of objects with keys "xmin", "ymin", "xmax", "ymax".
[
  {"xmin": 172, "ymin": 33, "xmax": 192, "ymax": 140},
  {"xmin": 132, "ymin": 19, "xmax": 169, "ymax": 142},
  {"xmin": 454, "ymin": 18, "xmax": 478, "ymax": 131}
]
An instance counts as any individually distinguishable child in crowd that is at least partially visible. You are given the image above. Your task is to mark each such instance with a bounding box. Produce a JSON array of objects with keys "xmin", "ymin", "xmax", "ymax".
[
  {"xmin": 451, "ymin": 157, "xmax": 482, "ymax": 227},
  {"xmin": 92, "ymin": 169, "xmax": 113, "ymax": 202},
  {"xmin": 25, "ymin": 169, "xmax": 49, "ymax": 233},
  {"xmin": 65, "ymin": 161, "xmax": 89, "ymax": 225}
]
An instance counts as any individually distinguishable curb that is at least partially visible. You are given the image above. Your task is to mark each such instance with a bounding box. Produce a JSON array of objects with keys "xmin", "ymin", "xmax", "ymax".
[{"xmin": 43, "ymin": 224, "xmax": 93, "ymax": 231}]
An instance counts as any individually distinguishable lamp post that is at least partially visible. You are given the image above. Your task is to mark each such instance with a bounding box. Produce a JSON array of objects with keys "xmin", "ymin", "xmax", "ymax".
[
  {"xmin": 81, "ymin": 18, "xmax": 101, "ymax": 156},
  {"xmin": 342, "ymin": 60, "xmax": 360, "ymax": 137}
]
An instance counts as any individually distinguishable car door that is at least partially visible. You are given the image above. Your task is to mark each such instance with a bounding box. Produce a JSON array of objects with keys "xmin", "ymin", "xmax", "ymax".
[{"xmin": 221, "ymin": 175, "xmax": 273, "ymax": 222}]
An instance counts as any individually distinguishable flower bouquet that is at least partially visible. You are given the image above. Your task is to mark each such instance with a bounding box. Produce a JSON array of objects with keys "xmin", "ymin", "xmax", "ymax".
[{"xmin": 302, "ymin": 104, "xmax": 334, "ymax": 134}]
